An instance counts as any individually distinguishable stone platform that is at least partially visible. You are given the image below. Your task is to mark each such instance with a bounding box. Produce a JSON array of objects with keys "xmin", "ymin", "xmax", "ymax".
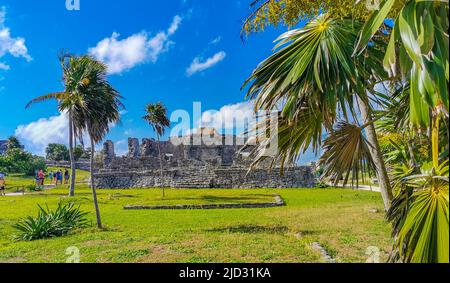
[{"xmin": 93, "ymin": 166, "xmax": 315, "ymax": 189}]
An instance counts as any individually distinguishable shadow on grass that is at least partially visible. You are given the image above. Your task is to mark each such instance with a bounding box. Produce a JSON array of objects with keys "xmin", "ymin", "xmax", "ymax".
[{"xmin": 207, "ymin": 225, "xmax": 289, "ymax": 234}]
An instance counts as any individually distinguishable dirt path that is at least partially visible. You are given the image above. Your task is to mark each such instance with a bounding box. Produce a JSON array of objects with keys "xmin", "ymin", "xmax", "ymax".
[{"xmin": 3, "ymin": 184, "xmax": 57, "ymax": 197}]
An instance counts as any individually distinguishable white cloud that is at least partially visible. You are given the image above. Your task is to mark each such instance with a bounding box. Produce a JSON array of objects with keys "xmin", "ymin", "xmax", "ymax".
[
  {"xmin": 186, "ymin": 51, "xmax": 226, "ymax": 76},
  {"xmin": 210, "ymin": 36, "xmax": 221, "ymax": 45},
  {"xmin": 88, "ymin": 15, "xmax": 182, "ymax": 75},
  {"xmin": 15, "ymin": 112, "xmax": 70, "ymax": 156},
  {"xmin": 15, "ymin": 111, "xmax": 119, "ymax": 156},
  {"xmin": 0, "ymin": 7, "xmax": 32, "ymax": 70},
  {"xmin": 115, "ymin": 139, "xmax": 128, "ymax": 156},
  {"xmin": 200, "ymin": 101, "xmax": 255, "ymax": 133},
  {"xmin": 0, "ymin": 62, "xmax": 9, "ymax": 70}
]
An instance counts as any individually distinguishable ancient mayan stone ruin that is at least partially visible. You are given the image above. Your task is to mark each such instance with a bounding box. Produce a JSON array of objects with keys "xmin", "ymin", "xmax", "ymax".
[{"xmin": 93, "ymin": 128, "xmax": 316, "ymax": 189}]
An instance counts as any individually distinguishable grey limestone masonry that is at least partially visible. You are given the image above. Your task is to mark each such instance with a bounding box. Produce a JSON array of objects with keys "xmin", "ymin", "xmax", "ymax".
[{"xmin": 93, "ymin": 128, "xmax": 316, "ymax": 189}]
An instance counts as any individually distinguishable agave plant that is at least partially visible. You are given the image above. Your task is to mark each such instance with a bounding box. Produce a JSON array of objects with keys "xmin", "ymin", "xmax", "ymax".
[{"xmin": 13, "ymin": 202, "xmax": 89, "ymax": 241}]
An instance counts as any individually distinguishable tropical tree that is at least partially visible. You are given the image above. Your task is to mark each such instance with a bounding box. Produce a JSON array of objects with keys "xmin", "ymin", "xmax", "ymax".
[
  {"xmin": 26, "ymin": 53, "xmax": 91, "ymax": 197},
  {"xmin": 242, "ymin": 14, "xmax": 394, "ymax": 209},
  {"xmin": 6, "ymin": 136, "xmax": 23, "ymax": 151},
  {"xmin": 241, "ymin": 0, "xmax": 449, "ymax": 263},
  {"xmin": 78, "ymin": 58, "xmax": 123, "ymax": 229},
  {"xmin": 26, "ymin": 54, "xmax": 124, "ymax": 230},
  {"xmin": 143, "ymin": 102, "xmax": 170, "ymax": 197},
  {"xmin": 45, "ymin": 143, "xmax": 70, "ymax": 161},
  {"xmin": 354, "ymin": 0, "xmax": 449, "ymax": 263}
]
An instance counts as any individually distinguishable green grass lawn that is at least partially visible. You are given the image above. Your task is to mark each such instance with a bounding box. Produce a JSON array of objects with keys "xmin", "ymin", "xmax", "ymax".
[
  {"xmin": 3, "ymin": 167, "xmax": 90, "ymax": 193},
  {"xmin": 0, "ymin": 175, "xmax": 392, "ymax": 263}
]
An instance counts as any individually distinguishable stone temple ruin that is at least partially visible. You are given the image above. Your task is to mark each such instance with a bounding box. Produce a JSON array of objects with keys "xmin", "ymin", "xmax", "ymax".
[{"xmin": 93, "ymin": 128, "xmax": 316, "ymax": 189}]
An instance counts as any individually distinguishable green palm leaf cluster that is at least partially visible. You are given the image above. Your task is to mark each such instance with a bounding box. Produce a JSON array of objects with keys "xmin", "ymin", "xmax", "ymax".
[
  {"xmin": 143, "ymin": 102, "xmax": 171, "ymax": 137},
  {"xmin": 387, "ymin": 161, "xmax": 449, "ymax": 262},
  {"xmin": 242, "ymin": 1, "xmax": 449, "ymax": 263},
  {"xmin": 355, "ymin": 0, "xmax": 449, "ymax": 127},
  {"xmin": 243, "ymin": 14, "xmax": 387, "ymax": 189}
]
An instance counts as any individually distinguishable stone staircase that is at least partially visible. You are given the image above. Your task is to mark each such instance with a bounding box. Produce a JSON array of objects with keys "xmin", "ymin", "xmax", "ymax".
[{"xmin": 170, "ymin": 169, "xmax": 216, "ymax": 188}]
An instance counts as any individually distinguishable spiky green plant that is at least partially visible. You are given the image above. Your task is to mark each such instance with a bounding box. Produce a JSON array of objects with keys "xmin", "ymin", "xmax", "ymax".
[{"xmin": 13, "ymin": 202, "xmax": 89, "ymax": 241}]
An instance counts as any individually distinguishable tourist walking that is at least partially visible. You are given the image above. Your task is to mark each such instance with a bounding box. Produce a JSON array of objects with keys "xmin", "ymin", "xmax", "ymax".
[
  {"xmin": 57, "ymin": 170, "xmax": 63, "ymax": 185},
  {"xmin": 64, "ymin": 169, "xmax": 70, "ymax": 184},
  {"xmin": 38, "ymin": 169, "xmax": 45, "ymax": 187},
  {"xmin": 0, "ymin": 173, "xmax": 5, "ymax": 196},
  {"xmin": 49, "ymin": 171, "xmax": 54, "ymax": 184},
  {"xmin": 35, "ymin": 170, "xmax": 40, "ymax": 185}
]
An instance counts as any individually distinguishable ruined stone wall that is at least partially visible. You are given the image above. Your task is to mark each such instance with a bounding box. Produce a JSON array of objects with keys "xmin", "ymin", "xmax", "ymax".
[
  {"xmin": 93, "ymin": 166, "xmax": 316, "ymax": 189},
  {"xmin": 95, "ymin": 135, "xmax": 317, "ymax": 189}
]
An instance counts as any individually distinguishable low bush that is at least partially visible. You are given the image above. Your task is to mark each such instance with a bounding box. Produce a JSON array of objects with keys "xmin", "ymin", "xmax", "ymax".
[{"xmin": 13, "ymin": 202, "xmax": 89, "ymax": 241}]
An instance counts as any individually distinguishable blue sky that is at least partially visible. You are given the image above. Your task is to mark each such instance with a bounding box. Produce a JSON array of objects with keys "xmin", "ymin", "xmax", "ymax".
[{"xmin": 0, "ymin": 0, "xmax": 317, "ymax": 163}]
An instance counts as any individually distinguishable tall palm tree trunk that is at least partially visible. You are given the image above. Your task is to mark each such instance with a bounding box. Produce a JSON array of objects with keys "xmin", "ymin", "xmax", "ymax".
[
  {"xmin": 357, "ymin": 96, "xmax": 393, "ymax": 210},
  {"xmin": 90, "ymin": 136, "xmax": 102, "ymax": 229},
  {"xmin": 68, "ymin": 111, "xmax": 76, "ymax": 197},
  {"xmin": 156, "ymin": 134, "xmax": 165, "ymax": 198}
]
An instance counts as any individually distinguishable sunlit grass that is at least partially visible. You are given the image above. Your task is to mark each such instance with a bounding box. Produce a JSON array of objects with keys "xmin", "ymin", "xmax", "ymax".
[{"xmin": 0, "ymin": 179, "xmax": 392, "ymax": 263}]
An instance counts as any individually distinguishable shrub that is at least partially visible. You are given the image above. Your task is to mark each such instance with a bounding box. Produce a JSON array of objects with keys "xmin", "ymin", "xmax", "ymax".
[
  {"xmin": 13, "ymin": 202, "xmax": 89, "ymax": 241},
  {"xmin": 315, "ymin": 181, "xmax": 330, "ymax": 189},
  {"xmin": 0, "ymin": 148, "xmax": 46, "ymax": 176},
  {"xmin": 25, "ymin": 184, "xmax": 40, "ymax": 192}
]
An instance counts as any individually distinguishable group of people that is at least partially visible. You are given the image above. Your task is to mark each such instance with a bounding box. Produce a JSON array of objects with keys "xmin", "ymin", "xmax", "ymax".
[{"xmin": 35, "ymin": 169, "xmax": 70, "ymax": 186}]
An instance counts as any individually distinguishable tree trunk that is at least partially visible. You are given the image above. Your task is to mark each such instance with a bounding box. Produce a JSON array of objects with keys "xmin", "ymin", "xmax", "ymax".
[
  {"xmin": 357, "ymin": 96, "xmax": 393, "ymax": 210},
  {"xmin": 68, "ymin": 111, "xmax": 76, "ymax": 197},
  {"xmin": 157, "ymin": 134, "xmax": 165, "ymax": 198},
  {"xmin": 90, "ymin": 136, "xmax": 102, "ymax": 229}
]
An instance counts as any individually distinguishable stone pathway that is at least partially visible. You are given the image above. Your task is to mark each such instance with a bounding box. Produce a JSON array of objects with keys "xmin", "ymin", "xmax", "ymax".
[
  {"xmin": 329, "ymin": 183, "xmax": 381, "ymax": 193},
  {"xmin": 311, "ymin": 242, "xmax": 336, "ymax": 263},
  {"xmin": 3, "ymin": 184, "xmax": 56, "ymax": 197}
]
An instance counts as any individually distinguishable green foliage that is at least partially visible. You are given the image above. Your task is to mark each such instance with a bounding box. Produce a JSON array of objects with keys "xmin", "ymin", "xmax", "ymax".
[
  {"xmin": 6, "ymin": 136, "xmax": 23, "ymax": 151},
  {"xmin": 243, "ymin": 14, "xmax": 385, "ymax": 175},
  {"xmin": 355, "ymin": 0, "xmax": 449, "ymax": 128},
  {"xmin": 0, "ymin": 148, "xmax": 46, "ymax": 176},
  {"xmin": 13, "ymin": 202, "xmax": 89, "ymax": 241},
  {"xmin": 45, "ymin": 143, "xmax": 70, "ymax": 161},
  {"xmin": 241, "ymin": 0, "xmax": 403, "ymax": 36},
  {"xmin": 25, "ymin": 184, "xmax": 41, "ymax": 192},
  {"xmin": 73, "ymin": 145, "xmax": 85, "ymax": 161},
  {"xmin": 387, "ymin": 161, "xmax": 449, "ymax": 263},
  {"xmin": 143, "ymin": 102, "xmax": 170, "ymax": 137},
  {"xmin": 319, "ymin": 121, "xmax": 375, "ymax": 187}
]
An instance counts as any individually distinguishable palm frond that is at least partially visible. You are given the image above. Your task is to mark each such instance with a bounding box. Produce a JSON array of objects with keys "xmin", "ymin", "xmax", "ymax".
[{"xmin": 318, "ymin": 121, "xmax": 375, "ymax": 187}]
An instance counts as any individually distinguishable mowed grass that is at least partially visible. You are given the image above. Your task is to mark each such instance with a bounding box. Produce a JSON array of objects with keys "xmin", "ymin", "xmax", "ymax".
[
  {"xmin": 3, "ymin": 167, "xmax": 90, "ymax": 193},
  {"xmin": 0, "ymin": 176, "xmax": 392, "ymax": 263}
]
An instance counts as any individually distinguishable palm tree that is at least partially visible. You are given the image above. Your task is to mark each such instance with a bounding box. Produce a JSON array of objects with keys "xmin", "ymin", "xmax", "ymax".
[
  {"xmin": 76, "ymin": 57, "xmax": 124, "ymax": 229},
  {"xmin": 26, "ymin": 53, "xmax": 90, "ymax": 197},
  {"xmin": 27, "ymin": 54, "xmax": 124, "ymax": 229},
  {"xmin": 143, "ymin": 102, "xmax": 170, "ymax": 197},
  {"xmin": 242, "ymin": 14, "xmax": 394, "ymax": 209}
]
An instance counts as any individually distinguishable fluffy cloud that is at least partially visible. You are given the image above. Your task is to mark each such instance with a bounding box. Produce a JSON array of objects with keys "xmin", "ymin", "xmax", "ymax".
[
  {"xmin": 88, "ymin": 15, "xmax": 182, "ymax": 75},
  {"xmin": 15, "ymin": 112, "xmax": 70, "ymax": 156},
  {"xmin": 200, "ymin": 101, "xmax": 255, "ymax": 133},
  {"xmin": 15, "ymin": 111, "xmax": 118, "ymax": 156},
  {"xmin": 186, "ymin": 51, "xmax": 226, "ymax": 76},
  {"xmin": 0, "ymin": 7, "xmax": 32, "ymax": 70}
]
